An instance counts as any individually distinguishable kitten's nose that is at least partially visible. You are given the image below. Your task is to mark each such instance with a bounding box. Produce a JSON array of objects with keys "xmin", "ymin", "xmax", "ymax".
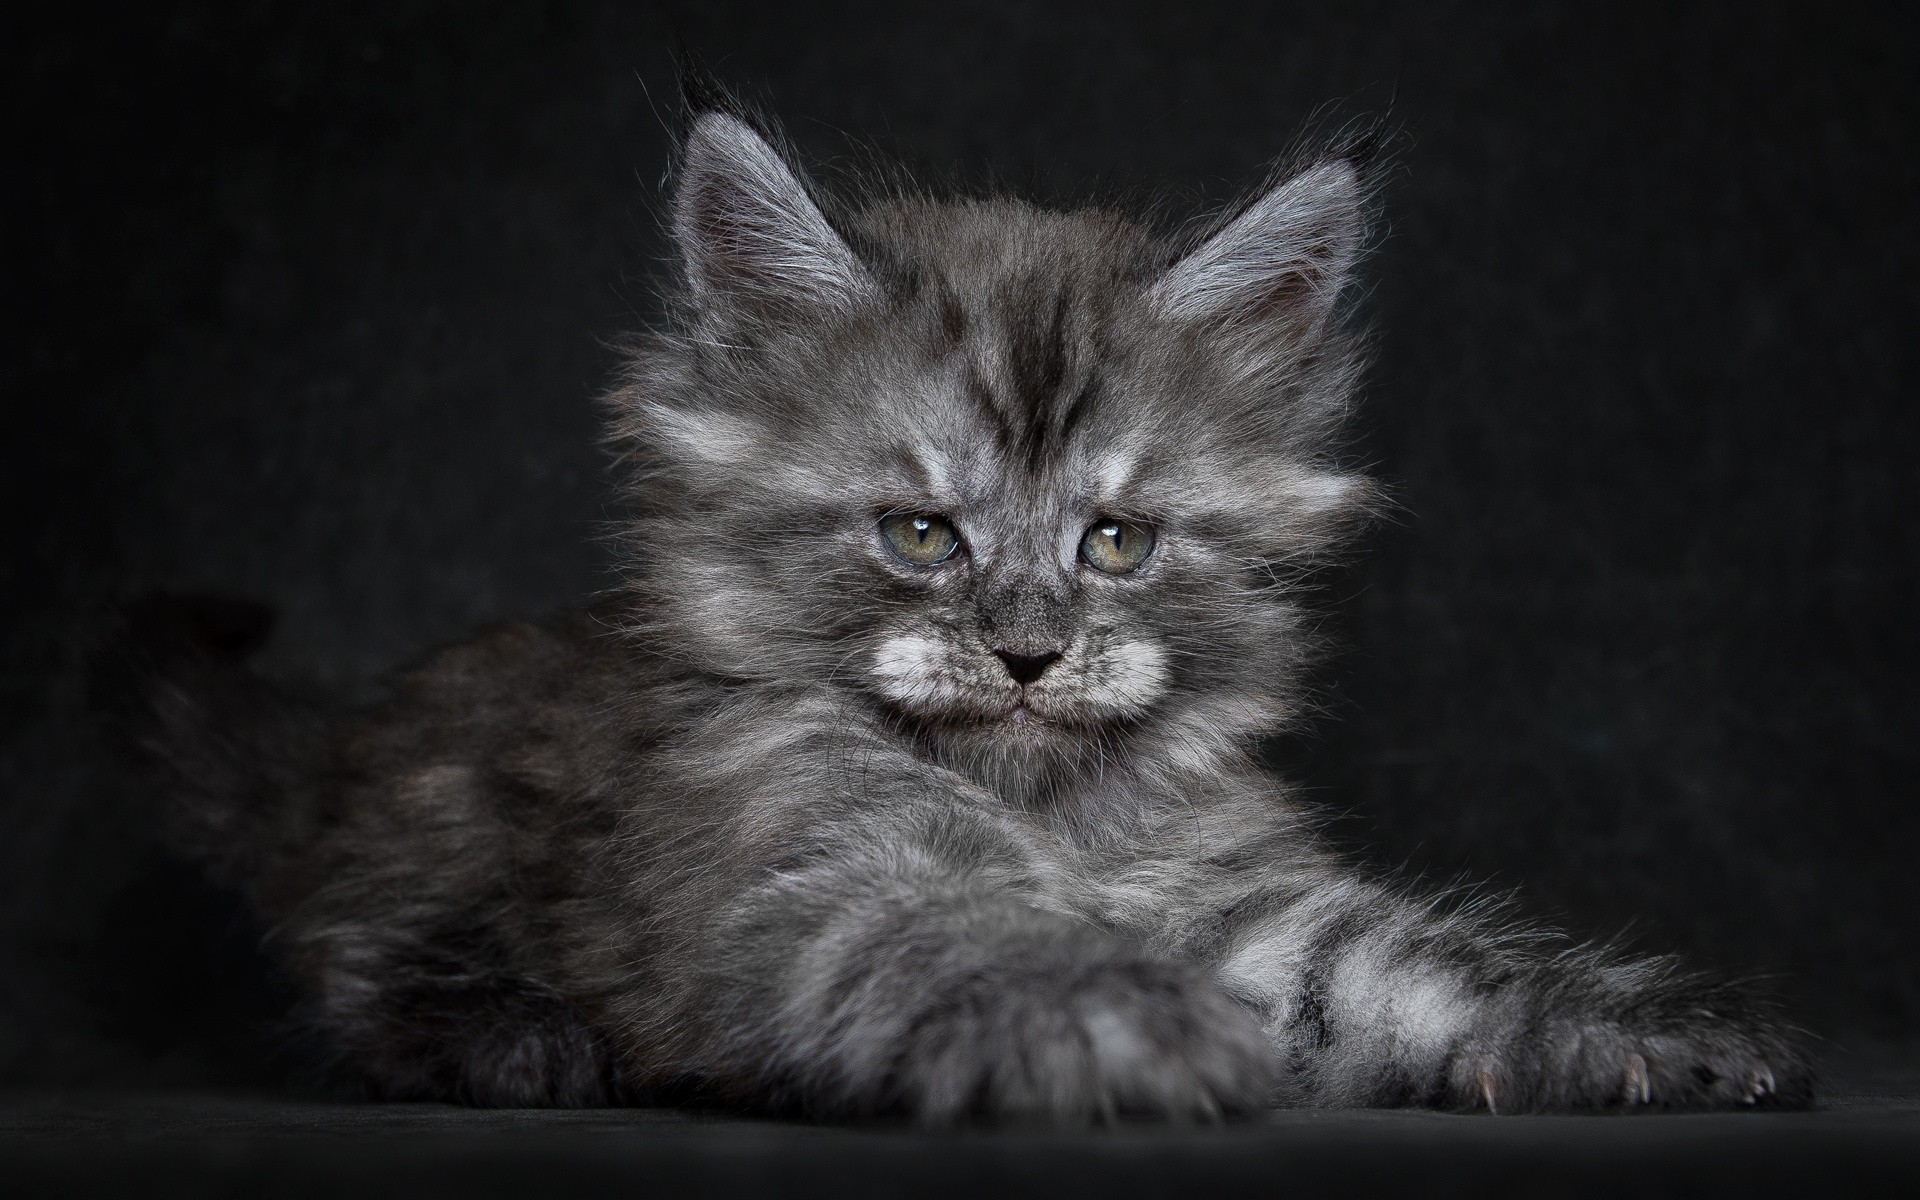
[{"xmin": 995, "ymin": 650, "xmax": 1062, "ymax": 686}]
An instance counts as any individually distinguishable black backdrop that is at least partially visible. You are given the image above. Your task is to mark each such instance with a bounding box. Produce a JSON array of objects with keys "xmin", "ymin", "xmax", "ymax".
[{"xmin": 6, "ymin": 1, "xmax": 1915, "ymax": 1088}]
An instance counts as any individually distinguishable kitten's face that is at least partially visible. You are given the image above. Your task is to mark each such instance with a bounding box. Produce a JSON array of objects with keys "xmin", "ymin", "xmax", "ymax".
[
  {"xmin": 864, "ymin": 499, "xmax": 1171, "ymax": 735},
  {"xmin": 618, "ymin": 113, "xmax": 1370, "ymax": 784},
  {"xmin": 852, "ymin": 352, "xmax": 1199, "ymax": 744}
]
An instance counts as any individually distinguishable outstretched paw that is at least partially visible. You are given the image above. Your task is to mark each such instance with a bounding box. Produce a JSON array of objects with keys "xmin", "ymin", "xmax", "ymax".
[{"xmin": 1454, "ymin": 972, "xmax": 1812, "ymax": 1113}]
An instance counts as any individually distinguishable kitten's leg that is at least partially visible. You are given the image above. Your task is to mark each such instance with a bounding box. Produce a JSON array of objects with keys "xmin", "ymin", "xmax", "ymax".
[
  {"xmin": 302, "ymin": 921, "xmax": 619, "ymax": 1107},
  {"xmin": 666, "ymin": 798, "xmax": 1277, "ymax": 1124},
  {"xmin": 1197, "ymin": 868, "xmax": 1811, "ymax": 1111}
]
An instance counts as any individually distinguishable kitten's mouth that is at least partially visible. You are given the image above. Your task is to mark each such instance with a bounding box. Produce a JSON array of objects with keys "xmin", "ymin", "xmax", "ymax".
[
  {"xmin": 1002, "ymin": 698, "xmax": 1068, "ymax": 731},
  {"xmin": 921, "ymin": 696, "xmax": 1127, "ymax": 740},
  {"xmin": 950, "ymin": 696, "xmax": 1045, "ymax": 730}
]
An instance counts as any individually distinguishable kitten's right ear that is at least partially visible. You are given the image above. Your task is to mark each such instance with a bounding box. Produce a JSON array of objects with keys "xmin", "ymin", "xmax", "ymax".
[{"xmin": 673, "ymin": 112, "xmax": 871, "ymax": 317}]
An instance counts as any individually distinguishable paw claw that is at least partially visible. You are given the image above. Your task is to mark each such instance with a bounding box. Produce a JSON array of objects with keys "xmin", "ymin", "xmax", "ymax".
[
  {"xmin": 1745, "ymin": 1066, "xmax": 1775, "ymax": 1104},
  {"xmin": 1476, "ymin": 1066, "xmax": 1500, "ymax": 1116},
  {"xmin": 1624, "ymin": 1052, "xmax": 1651, "ymax": 1105}
]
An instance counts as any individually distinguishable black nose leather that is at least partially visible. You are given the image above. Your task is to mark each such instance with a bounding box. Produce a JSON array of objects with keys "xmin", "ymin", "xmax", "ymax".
[{"xmin": 995, "ymin": 650, "xmax": 1062, "ymax": 685}]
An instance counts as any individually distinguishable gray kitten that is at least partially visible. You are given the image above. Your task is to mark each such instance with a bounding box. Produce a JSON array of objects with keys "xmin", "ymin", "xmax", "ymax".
[{"xmin": 124, "ymin": 95, "xmax": 1810, "ymax": 1121}]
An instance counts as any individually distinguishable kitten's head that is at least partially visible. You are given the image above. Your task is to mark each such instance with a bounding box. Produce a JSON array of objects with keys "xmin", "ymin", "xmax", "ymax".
[{"xmin": 611, "ymin": 104, "xmax": 1378, "ymax": 792}]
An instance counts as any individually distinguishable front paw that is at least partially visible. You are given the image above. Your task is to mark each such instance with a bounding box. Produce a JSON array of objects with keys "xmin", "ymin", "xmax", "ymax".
[
  {"xmin": 1454, "ymin": 970, "xmax": 1813, "ymax": 1113},
  {"xmin": 895, "ymin": 951, "xmax": 1276, "ymax": 1124},
  {"xmin": 794, "ymin": 924, "xmax": 1276, "ymax": 1124}
]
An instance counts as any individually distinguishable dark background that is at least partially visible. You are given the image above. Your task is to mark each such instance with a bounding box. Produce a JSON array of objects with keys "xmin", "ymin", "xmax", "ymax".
[{"xmin": 5, "ymin": 0, "xmax": 1915, "ymax": 1092}]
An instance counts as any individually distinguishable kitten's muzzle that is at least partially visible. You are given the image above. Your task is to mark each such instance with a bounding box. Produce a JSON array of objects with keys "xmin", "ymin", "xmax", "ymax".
[{"xmin": 995, "ymin": 649, "xmax": 1062, "ymax": 685}]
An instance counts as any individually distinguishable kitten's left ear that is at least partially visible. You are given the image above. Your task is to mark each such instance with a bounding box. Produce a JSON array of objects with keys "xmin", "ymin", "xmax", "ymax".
[
  {"xmin": 1150, "ymin": 158, "xmax": 1365, "ymax": 336},
  {"xmin": 673, "ymin": 112, "xmax": 872, "ymax": 317}
]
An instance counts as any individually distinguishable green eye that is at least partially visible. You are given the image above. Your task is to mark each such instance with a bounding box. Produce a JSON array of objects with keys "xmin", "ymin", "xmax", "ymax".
[
  {"xmin": 879, "ymin": 512, "xmax": 961, "ymax": 566},
  {"xmin": 1080, "ymin": 518, "xmax": 1155, "ymax": 574}
]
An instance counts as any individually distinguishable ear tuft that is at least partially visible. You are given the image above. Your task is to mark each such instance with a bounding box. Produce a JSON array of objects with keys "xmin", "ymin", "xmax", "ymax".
[
  {"xmin": 1150, "ymin": 159, "xmax": 1365, "ymax": 335},
  {"xmin": 673, "ymin": 113, "xmax": 870, "ymax": 316}
]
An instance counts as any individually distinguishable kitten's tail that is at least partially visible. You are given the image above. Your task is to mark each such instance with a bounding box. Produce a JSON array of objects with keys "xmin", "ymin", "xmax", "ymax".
[{"xmin": 90, "ymin": 594, "xmax": 333, "ymax": 890}]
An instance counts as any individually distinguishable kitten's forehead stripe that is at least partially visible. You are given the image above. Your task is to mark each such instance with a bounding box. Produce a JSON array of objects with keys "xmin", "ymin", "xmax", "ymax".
[
  {"xmin": 936, "ymin": 287, "xmax": 968, "ymax": 349},
  {"xmin": 951, "ymin": 280, "xmax": 1108, "ymax": 480},
  {"xmin": 1055, "ymin": 369, "xmax": 1099, "ymax": 444},
  {"xmin": 1004, "ymin": 288, "xmax": 1073, "ymax": 472},
  {"xmin": 964, "ymin": 364, "xmax": 1018, "ymax": 460}
]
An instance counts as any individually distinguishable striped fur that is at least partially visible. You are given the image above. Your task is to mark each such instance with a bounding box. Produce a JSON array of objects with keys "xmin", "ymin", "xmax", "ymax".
[{"xmin": 127, "ymin": 102, "xmax": 1809, "ymax": 1121}]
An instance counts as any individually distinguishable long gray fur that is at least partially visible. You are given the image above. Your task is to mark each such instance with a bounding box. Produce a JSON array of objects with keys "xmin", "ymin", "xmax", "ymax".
[{"xmin": 120, "ymin": 94, "xmax": 1810, "ymax": 1122}]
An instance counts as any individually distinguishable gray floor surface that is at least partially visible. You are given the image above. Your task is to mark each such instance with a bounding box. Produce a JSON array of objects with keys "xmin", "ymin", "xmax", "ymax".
[{"xmin": 3, "ymin": 1076, "xmax": 1916, "ymax": 1199}]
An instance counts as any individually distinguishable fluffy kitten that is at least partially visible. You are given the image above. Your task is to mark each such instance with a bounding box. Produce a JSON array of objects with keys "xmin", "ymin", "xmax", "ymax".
[{"xmin": 122, "ymin": 94, "xmax": 1810, "ymax": 1121}]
